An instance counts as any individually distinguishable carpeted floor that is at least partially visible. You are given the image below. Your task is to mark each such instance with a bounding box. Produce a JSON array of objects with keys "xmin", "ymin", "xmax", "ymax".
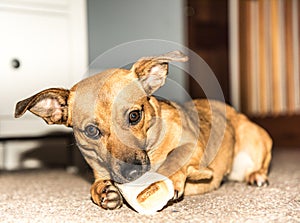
[{"xmin": 0, "ymin": 148, "xmax": 299, "ymax": 223}]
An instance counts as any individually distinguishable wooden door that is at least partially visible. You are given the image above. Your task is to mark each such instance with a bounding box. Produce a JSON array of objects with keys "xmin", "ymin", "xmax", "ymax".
[
  {"xmin": 237, "ymin": 0, "xmax": 300, "ymax": 147},
  {"xmin": 187, "ymin": 0, "xmax": 230, "ymax": 103},
  {"xmin": 187, "ymin": 0, "xmax": 300, "ymax": 147}
]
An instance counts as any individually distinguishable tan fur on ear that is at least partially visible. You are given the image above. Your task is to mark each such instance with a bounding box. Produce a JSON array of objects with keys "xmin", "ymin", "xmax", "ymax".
[
  {"xmin": 15, "ymin": 88, "xmax": 70, "ymax": 126},
  {"xmin": 131, "ymin": 51, "xmax": 188, "ymax": 95}
]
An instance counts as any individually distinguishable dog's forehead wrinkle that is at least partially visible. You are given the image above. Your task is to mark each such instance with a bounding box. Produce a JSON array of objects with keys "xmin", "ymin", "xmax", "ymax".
[
  {"xmin": 102, "ymin": 79, "xmax": 143, "ymax": 101},
  {"xmin": 74, "ymin": 68, "xmax": 128, "ymax": 100}
]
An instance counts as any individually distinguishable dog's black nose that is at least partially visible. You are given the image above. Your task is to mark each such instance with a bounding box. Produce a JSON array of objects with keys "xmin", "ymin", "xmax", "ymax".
[
  {"xmin": 124, "ymin": 168, "xmax": 141, "ymax": 181},
  {"xmin": 121, "ymin": 159, "xmax": 150, "ymax": 182},
  {"xmin": 121, "ymin": 163, "xmax": 143, "ymax": 182}
]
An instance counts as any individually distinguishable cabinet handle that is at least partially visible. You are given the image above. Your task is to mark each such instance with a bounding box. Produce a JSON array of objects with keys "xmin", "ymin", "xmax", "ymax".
[{"xmin": 11, "ymin": 59, "xmax": 21, "ymax": 69}]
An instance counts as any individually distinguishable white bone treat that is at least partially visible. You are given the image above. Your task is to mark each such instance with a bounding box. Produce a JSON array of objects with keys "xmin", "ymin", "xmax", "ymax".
[{"xmin": 115, "ymin": 172, "xmax": 174, "ymax": 215}]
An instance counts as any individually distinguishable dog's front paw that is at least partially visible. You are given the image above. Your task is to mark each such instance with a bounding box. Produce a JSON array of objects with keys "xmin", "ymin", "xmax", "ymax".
[
  {"xmin": 169, "ymin": 171, "xmax": 186, "ymax": 200},
  {"xmin": 91, "ymin": 180, "xmax": 123, "ymax": 210},
  {"xmin": 100, "ymin": 184, "xmax": 123, "ymax": 210}
]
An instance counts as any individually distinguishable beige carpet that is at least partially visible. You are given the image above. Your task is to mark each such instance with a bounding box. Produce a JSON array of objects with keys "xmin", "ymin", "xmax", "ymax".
[{"xmin": 0, "ymin": 148, "xmax": 299, "ymax": 223}]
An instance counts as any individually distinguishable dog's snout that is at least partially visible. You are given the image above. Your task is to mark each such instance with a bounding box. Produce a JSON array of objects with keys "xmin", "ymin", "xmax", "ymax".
[
  {"xmin": 122, "ymin": 166, "xmax": 142, "ymax": 181},
  {"xmin": 121, "ymin": 158, "xmax": 150, "ymax": 182}
]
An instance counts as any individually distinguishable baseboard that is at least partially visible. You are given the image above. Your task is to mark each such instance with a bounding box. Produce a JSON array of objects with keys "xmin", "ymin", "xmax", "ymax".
[{"xmin": 251, "ymin": 114, "xmax": 300, "ymax": 148}]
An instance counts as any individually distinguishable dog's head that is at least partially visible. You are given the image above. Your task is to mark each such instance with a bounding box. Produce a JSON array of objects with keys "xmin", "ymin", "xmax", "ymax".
[{"xmin": 15, "ymin": 51, "xmax": 188, "ymax": 183}]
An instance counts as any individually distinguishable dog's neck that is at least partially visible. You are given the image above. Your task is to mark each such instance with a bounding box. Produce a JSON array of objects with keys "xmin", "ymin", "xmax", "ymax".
[{"xmin": 146, "ymin": 97, "xmax": 185, "ymax": 170}]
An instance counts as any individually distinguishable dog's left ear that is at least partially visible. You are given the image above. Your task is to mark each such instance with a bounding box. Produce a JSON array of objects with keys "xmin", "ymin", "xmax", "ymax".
[
  {"xmin": 15, "ymin": 88, "xmax": 71, "ymax": 126},
  {"xmin": 131, "ymin": 50, "xmax": 188, "ymax": 95}
]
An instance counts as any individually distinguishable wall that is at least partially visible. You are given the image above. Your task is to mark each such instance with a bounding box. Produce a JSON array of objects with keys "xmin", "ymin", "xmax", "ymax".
[{"xmin": 87, "ymin": 0, "xmax": 188, "ymax": 102}]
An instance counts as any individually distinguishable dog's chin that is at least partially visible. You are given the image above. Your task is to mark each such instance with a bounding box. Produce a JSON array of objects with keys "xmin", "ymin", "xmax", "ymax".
[
  {"xmin": 110, "ymin": 173, "xmax": 130, "ymax": 184},
  {"xmin": 110, "ymin": 169, "xmax": 149, "ymax": 184}
]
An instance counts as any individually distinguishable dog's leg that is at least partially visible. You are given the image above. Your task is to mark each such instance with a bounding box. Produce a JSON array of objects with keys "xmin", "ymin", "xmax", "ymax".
[
  {"xmin": 228, "ymin": 118, "xmax": 273, "ymax": 187},
  {"xmin": 90, "ymin": 179, "xmax": 123, "ymax": 210},
  {"xmin": 230, "ymin": 148, "xmax": 271, "ymax": 187},
  {"xmin": 246, "ymin": 149, "xmax": 272, "ymax": 186},
  {"xmin": 156, "ymin": 144, "xmax": 197, "ymax": 200},
  {"xmin": 157, "ymin": 169, "xmax": 187, "ymax": 200}
]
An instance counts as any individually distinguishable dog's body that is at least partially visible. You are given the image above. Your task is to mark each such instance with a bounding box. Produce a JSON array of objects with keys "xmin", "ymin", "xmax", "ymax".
[{"xmin": 15, "ymin": 51, "xmax": 272, "ymax": 211}]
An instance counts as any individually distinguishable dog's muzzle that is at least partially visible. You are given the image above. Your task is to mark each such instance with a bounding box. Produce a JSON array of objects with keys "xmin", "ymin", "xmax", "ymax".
[
  {"xmin": 119, "ymin": 154, "xmax": 151, "ymax": 182},
  {"xmin": 120, "ymin": 161, "xmax": 149, "ymax": 182}
]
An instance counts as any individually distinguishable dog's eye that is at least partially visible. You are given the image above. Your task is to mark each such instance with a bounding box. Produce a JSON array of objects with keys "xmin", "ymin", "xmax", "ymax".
[
  {"xmin": 129, "ymin": 110, "xmax": 142, "ymax": 125},
  {"xmin": 84, "ymin": 125, "xmax": 101, "ymax": 139}
]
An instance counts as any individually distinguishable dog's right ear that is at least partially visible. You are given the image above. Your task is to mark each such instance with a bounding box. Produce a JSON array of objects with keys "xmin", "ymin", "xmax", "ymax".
[
  {"xmin": 131, "ymin": 50, "xmax": 188, "ymax": 95},
  {"xmin": 15, "ymin": 88, "xmax": 71, "ymax": 126}
]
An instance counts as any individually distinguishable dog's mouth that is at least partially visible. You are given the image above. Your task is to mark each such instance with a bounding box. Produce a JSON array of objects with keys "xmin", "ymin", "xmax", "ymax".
[
  {"xmin": 110, "ymin": 167, "xmax": 150, "ymax": 184},
  {"xmin": 110, "ymin": 158, "xmax": 151, "ymax": 184},
  {"xmin": 76, "ymin": 142, "xmax": 151, "ymax": 184}
]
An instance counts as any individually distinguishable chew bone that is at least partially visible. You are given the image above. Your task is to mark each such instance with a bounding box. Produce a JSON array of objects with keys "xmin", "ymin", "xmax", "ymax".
[{"xmin": 115, "ymin": 172, "xmax": 174, "ymax": 215}]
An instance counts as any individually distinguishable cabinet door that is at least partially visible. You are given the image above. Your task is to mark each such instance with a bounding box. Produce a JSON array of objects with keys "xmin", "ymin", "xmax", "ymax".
[
  {"xmin": 0, "ymin": 1, "xmax": 87, "ymax": 137},
  {"xmin": 0, "ymin": 10, "xmax": 71, "ymax": 116}
]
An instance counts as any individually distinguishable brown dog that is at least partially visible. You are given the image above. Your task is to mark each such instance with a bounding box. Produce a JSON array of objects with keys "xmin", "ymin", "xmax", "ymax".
[{"xmin": 15, "ymin": 51, "xmax": 272, "ymax": 211}]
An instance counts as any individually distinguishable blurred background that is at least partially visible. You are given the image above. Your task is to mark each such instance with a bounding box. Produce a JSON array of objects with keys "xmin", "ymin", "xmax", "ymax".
[{"xmin": 0, "ymin": 0, "xmax": 299, "ymax": 172}]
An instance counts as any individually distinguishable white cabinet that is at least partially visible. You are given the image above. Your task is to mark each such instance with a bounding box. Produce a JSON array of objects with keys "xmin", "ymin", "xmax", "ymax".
[{"xmin": 0, "ymin": 0, "xmax": 88, "ymax": 137}]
